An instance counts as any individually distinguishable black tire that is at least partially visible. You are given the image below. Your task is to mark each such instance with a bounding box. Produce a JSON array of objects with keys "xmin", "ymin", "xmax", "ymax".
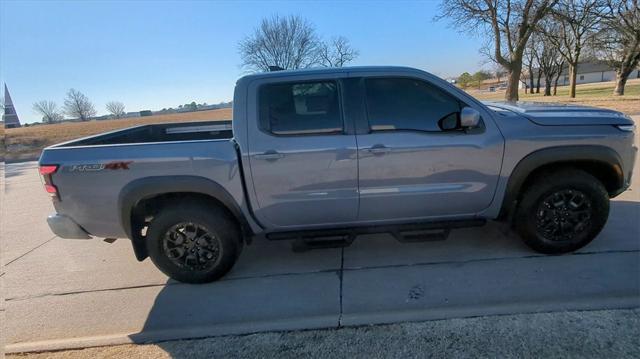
[
  {"xmin": 515, "ymin": 169, "xmax": 609, "ymax": 254},
  {"xmin": 146, "ymin": 201, "xmax": 242, "ymax": 284}
]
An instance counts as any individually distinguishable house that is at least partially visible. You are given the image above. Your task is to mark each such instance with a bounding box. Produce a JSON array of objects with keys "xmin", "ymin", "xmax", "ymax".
[
  {"xmin": 481, "ymin": 78, "xmax": 508, "ymax": 91},
  {"xmin": 519, "ymin": 61, "xmax": 640, "ymax": 89},
  {"xmin": 3, "ymin": 84, "xmax": 21, "ymax": 128}
]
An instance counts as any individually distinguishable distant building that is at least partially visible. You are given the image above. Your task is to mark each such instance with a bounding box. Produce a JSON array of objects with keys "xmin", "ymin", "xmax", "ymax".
[
  {"xmin": 477, "ymin": 77, "xmax": 508, "ymax": 91},
  {"xmin": 3, "ymin": 84, "xmax": 21, "ymax": 128},
  {"xmin": 519, "ymin": 61, "xmax": 640, "ymax": 89}
]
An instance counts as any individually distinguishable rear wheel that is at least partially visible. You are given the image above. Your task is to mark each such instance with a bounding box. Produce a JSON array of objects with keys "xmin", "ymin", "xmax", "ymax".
[
  {"xmin": 515, "ymin": 169, "xmax": 609, "ymax": 254},
  {"xmin": 146, "ymin": 201, "xmax": 242, "ymax": 283}
]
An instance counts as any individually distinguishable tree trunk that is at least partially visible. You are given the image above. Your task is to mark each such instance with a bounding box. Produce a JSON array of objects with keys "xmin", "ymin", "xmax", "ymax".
[
  {"xmin": 614, "ymin": 72, "xmax": 627, "ymax": 96},
  {"xmin": 529, "ymin": 67, "xmax": 535, "ymax": 93},
  {"xmin": 568, "ymin": 63, "xmax": 578, "ymax": 98},
  {"xmin": 544, "ymin": 76, "xmax": 552, "ymax": 96},
  {"xmin": 612, "ymin": 61, "xmax": 638, "ymax": 96},
  {"xmin": 505, "ymin": 64, "xmax": 521, "ymax": 102},
  {"xmin": 553, "ymin": 72, "xmax": 561, "ymax": 96},
  {"xmin": 535, "ymin": 71, "xmax": 542, "ymax": 94}
]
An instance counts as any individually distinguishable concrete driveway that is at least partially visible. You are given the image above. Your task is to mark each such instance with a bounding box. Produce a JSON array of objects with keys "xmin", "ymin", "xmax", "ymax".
[{"xmin": 3, "ymin": 131, "xmax": 639, "ymax": 353}]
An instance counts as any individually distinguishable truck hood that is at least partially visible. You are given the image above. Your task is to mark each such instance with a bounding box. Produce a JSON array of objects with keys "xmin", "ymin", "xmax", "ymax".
[{"xmin": 483, "ymin": 101, "xmax": 634, "ymax": 126}]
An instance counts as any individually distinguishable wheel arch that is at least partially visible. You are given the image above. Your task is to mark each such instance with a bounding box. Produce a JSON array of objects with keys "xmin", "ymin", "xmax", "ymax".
[
  {"xmin": 500, "ymin": 145, "xmax": 624, "ymax": 220},
  {"xmin": 118, "ymin": 176, "xmax": 253, "ymax": 261}
]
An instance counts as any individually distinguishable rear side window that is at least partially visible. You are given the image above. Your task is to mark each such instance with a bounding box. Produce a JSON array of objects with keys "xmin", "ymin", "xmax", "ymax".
[
  {"xmin": 259, "ymin": 81, "xmax": 343, "ymax": 135},
  {"xmin": 365, "ymin": 77, "xmax": 461, "ymax": 132}
]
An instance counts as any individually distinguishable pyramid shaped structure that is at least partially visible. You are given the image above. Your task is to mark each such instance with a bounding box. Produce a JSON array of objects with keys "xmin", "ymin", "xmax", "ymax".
[{"xmin": 3, "ymin": 84, "xmax": 21, "ymax": 128}]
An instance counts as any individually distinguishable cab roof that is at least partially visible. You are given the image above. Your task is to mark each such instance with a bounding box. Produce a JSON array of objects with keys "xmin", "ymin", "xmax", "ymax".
[{"xmin": 236, "ymin": 66, "xmax": 429, "ymax": 83}]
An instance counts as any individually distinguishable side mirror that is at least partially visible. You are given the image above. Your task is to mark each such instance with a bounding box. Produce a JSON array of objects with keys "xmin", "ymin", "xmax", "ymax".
[{"xmin": 460, "ymin": 107, "xmax": 481, "ymax": 128}]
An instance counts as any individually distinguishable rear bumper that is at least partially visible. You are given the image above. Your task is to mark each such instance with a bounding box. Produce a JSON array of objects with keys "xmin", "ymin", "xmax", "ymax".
[{"xmin": 47, "ymin": 214, "xmax": 91, "ymax": 239}]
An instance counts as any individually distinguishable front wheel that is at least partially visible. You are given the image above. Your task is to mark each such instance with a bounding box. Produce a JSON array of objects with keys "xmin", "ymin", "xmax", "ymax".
[
  {"xmin": 515, "ymin": 169, "xmax": 610, "ymax": 254},
  {"xmin": 146, "ymin": 201, "xmax": 242, "ymax": 283}
]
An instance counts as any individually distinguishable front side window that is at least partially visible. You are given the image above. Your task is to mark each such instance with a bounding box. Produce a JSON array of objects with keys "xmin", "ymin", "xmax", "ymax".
[
  {"xmin": 364, "ymin": 77, "xmax": 461, "ymax": 132},
  {"xmin": 259, "ymin": 81, "xmax": 342, "ymax": 135}
]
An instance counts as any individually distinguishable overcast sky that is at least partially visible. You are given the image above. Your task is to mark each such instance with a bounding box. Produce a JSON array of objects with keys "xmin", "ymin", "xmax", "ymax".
[{"xmin": 1, "ymin": 0, "xmax": 487, "ymax": 123}]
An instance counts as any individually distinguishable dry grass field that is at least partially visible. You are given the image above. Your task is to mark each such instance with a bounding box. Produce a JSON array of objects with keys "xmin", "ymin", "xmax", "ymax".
[
  {"xmin": 468, "ymin": 78, "xmax": 640, "ymax": 115},
  {"xmin": 4, "ymin": 108, "xmax": 231, "ymax": 162},
  {"xmin": 4, "ymin": 78, "xmax": 639, "ymax": 162}
]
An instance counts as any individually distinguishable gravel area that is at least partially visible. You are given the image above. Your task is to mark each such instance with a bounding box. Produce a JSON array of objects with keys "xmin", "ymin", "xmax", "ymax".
[{"xmin": 9, "ymin": 309, "xmax": 640, "ymax": 359}]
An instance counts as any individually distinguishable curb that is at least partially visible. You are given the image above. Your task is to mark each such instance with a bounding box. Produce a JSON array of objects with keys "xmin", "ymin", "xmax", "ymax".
[
  {"xmin": 5, "ymin": 315, "xmax": 338, "ymax": 354},
  {"xmin": 6, "ymin": 300, "xmax": 639, "ymax": 354}
]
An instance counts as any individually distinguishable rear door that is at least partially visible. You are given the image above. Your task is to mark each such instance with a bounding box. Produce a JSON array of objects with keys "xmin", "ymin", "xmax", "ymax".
[
  {"xmin": 246, "ymin": 76, "xmax": 359, "ymax": 229},
  {"xmin": 355, "ymin": 76, "xmax": 504, "ymax": 221}
]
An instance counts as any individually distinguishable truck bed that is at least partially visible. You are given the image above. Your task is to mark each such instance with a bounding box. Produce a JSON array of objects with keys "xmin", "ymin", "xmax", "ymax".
[
  {"xmin": 52, "ymin": 120, "xmax": 233, "ymax": 147},
  {"xmin": 39, "ymin": 119, "xmax": 245, "ymax": 239}
]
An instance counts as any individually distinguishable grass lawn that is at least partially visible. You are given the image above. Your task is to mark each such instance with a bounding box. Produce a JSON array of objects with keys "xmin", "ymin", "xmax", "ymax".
[{"xmin": 468, "ymin": 78, "xmax": 640, "ymax": 115}]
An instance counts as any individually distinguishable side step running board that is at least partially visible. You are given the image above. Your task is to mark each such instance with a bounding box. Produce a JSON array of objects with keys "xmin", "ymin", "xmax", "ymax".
[
  {"xmin": 265, "ymin": 219, "xmax": 485, "ymax": 252},
  {"xmin": 393, "ymin": 228, "xmax": 451, "ymax": 243},
  {"xmin": 292, "ymin": 234, "xmax": 355, "ymax": 252}
]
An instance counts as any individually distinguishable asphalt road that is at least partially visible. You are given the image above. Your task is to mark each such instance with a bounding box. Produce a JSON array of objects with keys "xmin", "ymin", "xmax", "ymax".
[{"xmin": 3, "ymin": 125, "xmax": 639, "ymax": 353}]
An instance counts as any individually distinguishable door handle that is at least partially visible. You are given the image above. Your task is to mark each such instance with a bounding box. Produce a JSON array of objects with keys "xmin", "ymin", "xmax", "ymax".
[
  {"xmin": 365, "ymin": 145, "xmax": 391, "ymax": 155},
  {"xmin": 254, "ymin": 150, "xmax": 285, "ymax": 161}
]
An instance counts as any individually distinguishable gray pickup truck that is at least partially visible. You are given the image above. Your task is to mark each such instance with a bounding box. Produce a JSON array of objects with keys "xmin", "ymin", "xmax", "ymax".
[{"xmin": 39, "ymin": 66, "xmax": 636, "ymax": 283}]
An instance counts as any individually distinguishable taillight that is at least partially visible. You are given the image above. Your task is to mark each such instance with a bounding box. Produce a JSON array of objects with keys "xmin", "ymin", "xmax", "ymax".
[
  {"xmin": 39, "ymin": 165, "xmax": 58, "ymax": 175},
  {"xmin": 39, "ymin": 164, "xmax": 59, "ymax": 198}
]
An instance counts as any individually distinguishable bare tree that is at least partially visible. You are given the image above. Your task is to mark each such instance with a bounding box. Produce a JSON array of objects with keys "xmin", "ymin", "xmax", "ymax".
[
  {"xmin": 106, "ymin": 101, "xmax": 126, "ymax": 118},
  {"xmin": 523, "ymin": 39, "xmax": 538, "ymax": 93},
  {"xmin": 534, "ymin": 19, "xmax": 568, "ymax": 96},
  {"xmin": 593, "ymin": 0, "xmax": 640, "ymax": 95},
  {"xmin": 520, "ymin": 70, "xmax": 531, "ymax": 93},
  {"xmin": 535, "ymin": 69, "xmax": 543, "ymax": 92},
  {"xmin": 239, "ymin": 15, "xmax": 320, "ymax": 72},
  {"xmin": 529, "ymin": 33, "xmax": 548, "ymax": 93},
  {"xmin": 521, "ymin": 34, "xmax": 547, "ymax": 94},
  {"xmin": 552, "ymin": 57, "xmax": 566, "ymax": 95},
  {"xmin": 33, "ymin": 100, "xmax": 64, "ymax": 123},
  {"xmin": 493, "ymin": 63, "xmax": 507, "ymax": 83},
  {"xmin": 544, "ymin": 0, "xmax": 607, "ymax": 98},
  {"xmin": 540, "ymin": 42, "xmax": 561, "ymax": 95},
  {"xmin": 439, "ymin": 0, "xmax": 558, "ymax": 101},
  {"xmin": 63, "ymin": 89, "xmax": 96, "ymax": 121},
  {"xmin": 533, "ymin": 46, "xmax": 544, "ymax": 93},
  {"xmin": 318, "ymin": 36, "xmax": 359, "ymax": 67},
  {"xmin": 539, "ymin": 45, "xmax": 563, "ymax": 96}
]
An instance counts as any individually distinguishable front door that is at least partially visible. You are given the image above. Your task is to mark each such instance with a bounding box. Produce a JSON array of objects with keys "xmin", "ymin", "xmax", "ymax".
[
  {"xmin": 247, "ymin": 78, "xmax": 359, "ymax": 228},
  {"xmin": 356, "ymin": 76, "xmax": 504, "ymax": 221}
]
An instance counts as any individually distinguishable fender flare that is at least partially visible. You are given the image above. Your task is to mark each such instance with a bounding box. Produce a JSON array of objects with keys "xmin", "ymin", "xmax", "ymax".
[
  {"xmin": 118, "ymin": 176, "xmax": 252, "ymax": 260},
  {"xmin": 501, "ymin": 145, "xmax": 624, "ymax": 217}
]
